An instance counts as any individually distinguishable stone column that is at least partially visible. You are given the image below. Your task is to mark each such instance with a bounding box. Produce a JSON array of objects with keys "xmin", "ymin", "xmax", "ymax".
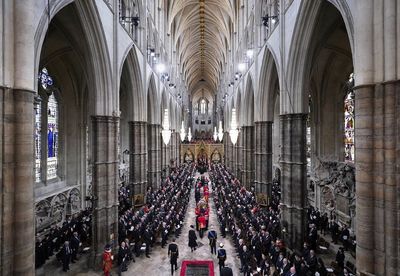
[
  {"xmin": 254, "ymin": 122, "xmax": 273, "ymax": 198},
  {"xmin": 232, "ymin": 136, "xmax": 237, "ymax": 175},
  {"xmin": 129, "ymin": 121, "xmax": 148, "ymax": 196},
  {"xmin": 147, "ymin": 124, "xmax": 161, "ymax": 188},
  {"xmin": 91, "ymin": 116, "xmax": 119, "ymax": 265},
  {"xmin": 169, "ymin": 131, "xmax": 175, "ymax": 165},
  {"xmin": 228, "ymin": 134, "xmax": 234, "ymax": 171},
  {"xmin": 242, "ymin": 126, "xmax": 255, "ymax": 189},
  {"xmin": 0, "ymin": 88, "xmax": 35, "ymax": 275},
  {"xmin": 236, "ymin": 129, "xmax": 244, "ymax": 181},
  {"xmin": 355, "ymin": 84, "xmax": 399, "ymax": 275},
  {"xmin": 161, "ymin": 135, "xmax": 170, "ymax": 175},
  {"xmin": 280, "ymin": 114, "xmax": 307, "ymax": 250},
  {"xmin": 176, "ymin": 134, "xmax": 181, "ymax": 166},
  {"xmin": 223, "ymin": 133, "xmax": 229, "ymax": 166}
]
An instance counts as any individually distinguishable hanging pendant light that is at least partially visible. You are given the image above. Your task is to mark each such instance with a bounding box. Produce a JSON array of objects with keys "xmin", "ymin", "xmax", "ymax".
[
  {"xmin": 161, "ymin": 109, "xmax": 172, "ymax": 145},
  {"xmin": 213, "ymin": 127, "xmax": 218, "ymax": 141},
  {"xmin": 229, "ymin": 108, "xmax": 239, "ymax": 145},
  {"xmin": 188, "ymin": 127, "xmax": 192, "ymax": 142},
  {"xmin": 218, "ymin": 120, "xmax": 224, "ymax": 141},
  {"xmin": 180, "ymin": 121, "xmax": 186, "ymax": 141}
]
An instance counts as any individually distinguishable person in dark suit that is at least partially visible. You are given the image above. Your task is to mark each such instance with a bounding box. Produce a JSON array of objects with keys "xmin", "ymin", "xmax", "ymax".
[
  {"xmin": 217, "ymin": 243, "xmax": 227, "ymax": 274},
  {"xmin": 144, "ymin": 227, "xmax": 152, "ymax": 258},
  {"xmin": 61, "ymin": 241, "xmax": 71, "ymax": 272},
  {"xmin": 287, "ymin": 266, "xmax": 298, "ymax": 276},
  {"xmin": 207, "ymin": 228, "xmax": 217, "ymax": 255},
  {"xmin": 118, "ymin": 241, "xmax": 128, "ymax": 274},
  {"xmin": 70, "ymin": 232, "xmax": 81, "ymax": 263},
  {"xmin": 336, "ymin": 247, "xmax": 345, "ymax": 270},
  {"xmin": 330, "ymin": 220, "xmax": 339, "ymax": 243},
  {"xmin": 220, "ymin": 266, "xmax": 233, "ymax": 276},
  {"xmin": 341, "ymin": 225, "xmax": 350, "ymax": 251},
  {"xmin": 168, "ymin": 239, "xmax": 179, "ymax": 275},
  {"xmin": 161, "ymin": 222, "xmax": 168, "ymax": 248},
  {"xmin": 188, "ymin": 225, "xmax": 198, "ymax": 252},
  {"xmin": 305, "ymin": 250, "xmax": 317, "ymax": 274}
]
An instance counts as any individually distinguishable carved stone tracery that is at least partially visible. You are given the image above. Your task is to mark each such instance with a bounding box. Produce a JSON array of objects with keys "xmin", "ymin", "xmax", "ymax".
[{"xmin": 308, "ymin": 159, "xmax": 355, "ymax": 227}]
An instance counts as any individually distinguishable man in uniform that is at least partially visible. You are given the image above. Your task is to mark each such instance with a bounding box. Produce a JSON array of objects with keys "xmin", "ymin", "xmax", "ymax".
[
  {"xmin": 217, "ymin": 243, "xmax": 227, "ymax": 274},
  {"xmin": 207, "ymin": 227, "xmax": 217, "ymax": 255},
  {"xmin": 168, "ymin": 238, "xmax": 179, "ymax": 275}
]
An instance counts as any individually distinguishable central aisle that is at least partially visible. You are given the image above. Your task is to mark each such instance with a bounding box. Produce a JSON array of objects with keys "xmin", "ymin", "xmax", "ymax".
[{"xmin": 125, "ymin": 171, "xmax": 241, "ymax": 275}]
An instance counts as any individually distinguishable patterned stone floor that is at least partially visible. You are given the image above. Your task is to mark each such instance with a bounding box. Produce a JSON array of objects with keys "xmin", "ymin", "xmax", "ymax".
[{"xmin": 38, "ymin": 172, "xmax": 241, "ymax": 276}]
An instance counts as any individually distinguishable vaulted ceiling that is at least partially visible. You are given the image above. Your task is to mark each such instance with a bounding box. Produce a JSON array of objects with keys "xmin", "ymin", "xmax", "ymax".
[{"xmin": 169, "ymin": 0, "xmax": 234, "ymax": 97}]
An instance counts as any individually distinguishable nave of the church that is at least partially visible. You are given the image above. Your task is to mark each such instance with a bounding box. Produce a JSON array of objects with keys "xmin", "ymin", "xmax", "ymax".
[{"xmin": 1, "ymin": 0, "xmax": 400, "ymax": 275}]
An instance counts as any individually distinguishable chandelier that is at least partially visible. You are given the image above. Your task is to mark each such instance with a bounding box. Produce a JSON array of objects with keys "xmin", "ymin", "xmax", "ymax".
[
  {"xmin": 229, "ymin": 108, "xmax": 239, "ymax": 145},
  {"xmin": 180, "ymin": 121, "xmax": 186, "ymax": 141},
  {"xmin": 161, "ymin": 109, "xmax": 172, "ymax": 145},
  {"xmin": 188, "ymin": 127, "xmax": 192, "ymax": 142},
  {"xmin": 213, "ymin": 127, "xmax": 218, "ymax": 141},
  {"xmin": 218, "ymin": 120, "xmax": 224, "ymax": 141}
]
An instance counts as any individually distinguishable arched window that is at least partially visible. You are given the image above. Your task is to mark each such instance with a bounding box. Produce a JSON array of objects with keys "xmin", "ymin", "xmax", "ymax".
[
  {"xmin": 306, "ymin": 95, "xmax": 312, "ymax": 172},
  {"xmin": 344, "ymin": 73, "xmax": 355, "ymax": 162},
  {"xmin": 47, "ymin": 94, "xmax": 59, "ymax": 180},
  {"xmin": 200, "ymin": 99, "xmax": 206, "ymax": 114},
  {"xmin": 35, "ymin": 97, "xmax": 42, "ymax": 182},
  {"xmin": 35, "ymin": 68, "xmax": 60, "ymax": 182}
]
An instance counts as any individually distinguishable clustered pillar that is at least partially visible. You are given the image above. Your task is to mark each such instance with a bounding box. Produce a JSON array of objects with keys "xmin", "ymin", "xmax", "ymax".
[
  {"xmin": 147, "ymin": 124, "xmax": 161, "ymax": 188},
  {"xmin": 129, "ymin": 121, "xmax": 148, "ymax": 196},
  {"xmin": 91, "ymin": 116, "xmax": 119, "ymax": 265},
  {"xmin": 0, "ymin": 88, "xmax": 36, "ymax": 275},
  {"xmin": 279, "ymin": 114, "xmax": 307, "ymax": 250},
  {"xmin": 161, "ymin": 136, "xmax": 170, "ymax": 174},
  {"xmin": 254, "ymin": 121, "xmax": 273, "ymax": 200},
  {"xmin": 236, "ymin": 130, "xmax": 244, "ymax": 181},
  {"xmin": 223, "ymin": 132, "xmax": 229, "ymax": 165},
  {"xmin": 355, "ymin": 84, "xmax": 399, "ymax": 275},
  {"xmin": 241, "ymin": 125, "xmax": 254, "ymax": 189}
]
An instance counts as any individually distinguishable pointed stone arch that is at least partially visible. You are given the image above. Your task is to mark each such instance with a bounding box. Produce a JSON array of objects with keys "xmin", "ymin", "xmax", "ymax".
[
  {"xmin": 120, "ymin": 46, "xmax": 144, "ymax": 122},
  {"xmin": 147, "ymin": 74, "xmax": 160, "ymax": 124},
  {"xmin": 243, "ymin": 74, "xmax": 255, "ymax": 126}
]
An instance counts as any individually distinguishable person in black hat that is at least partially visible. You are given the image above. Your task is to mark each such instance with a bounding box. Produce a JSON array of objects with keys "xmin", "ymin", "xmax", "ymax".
[
  {"xmin": 168, "ymin": 238, "xmax": 179, "ymax": 275},
  {"xmin": 188, "ymin": 225, "xmax": 198, "ymax": 252}
]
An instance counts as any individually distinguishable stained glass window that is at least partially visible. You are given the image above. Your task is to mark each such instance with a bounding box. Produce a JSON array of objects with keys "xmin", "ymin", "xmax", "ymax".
[
  {"xmin": 344, "ymin": 73, "xmax": 355, "ymax": 162},
  {"xmin": 306, "ymin": 95, "xmax": 312, "ymax": 172},
  {"xmin": 36, "ymin": 68, "xmax": 61, "ymax": 182},
  {"xmin": 47, "ymin": 94, "xmax": 58, "ymax": 179},
  {"xmin": 35, "ymin": 98, "xmax": 42, "ymax": 182}
]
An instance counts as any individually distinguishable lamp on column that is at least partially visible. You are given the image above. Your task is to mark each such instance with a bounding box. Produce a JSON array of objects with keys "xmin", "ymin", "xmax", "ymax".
[
  {"xmin": 229, "ymin": 108, "xmax": 239, "ymax": 145},
  {"xmin": 188, "ymin": 127, "xmax": 192, "ymax": 142},
  {"xmin": 213, "ymin": 127, "xmax": 218, "ymax": 142},
  {"xmin": 218, "ymin": 120, "xmax": 224, "ymax": 141},
  {"xmin": 161, "ymin": 109, "xmax": 172, "ymax": 145},
  {"xmin": 180, "ymin": 121, "xmax": 186, "ymax": 142}
]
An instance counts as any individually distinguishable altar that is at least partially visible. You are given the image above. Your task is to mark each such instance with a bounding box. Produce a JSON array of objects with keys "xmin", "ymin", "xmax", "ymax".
[{"xmin": 180, "ymin": 141, "xmax": 224, "ymax": 164}]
